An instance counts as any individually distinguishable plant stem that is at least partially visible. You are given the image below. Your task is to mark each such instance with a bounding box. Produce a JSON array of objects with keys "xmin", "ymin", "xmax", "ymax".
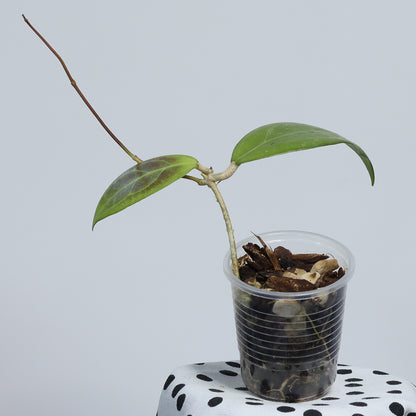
[
  {"xmin": 206, "ymin": 181, "xmax": 239, "ymax": 277},
  {"xmin": 209, "ymin": 161, "xmax": 238, "ymax": 182},
  {"xmin": 24, "ymin": 15, "xmax": 241, "ymax": 278},
  {"xmin": 22, "ymin": 14, "xmax": 142, "ymax": 164}
]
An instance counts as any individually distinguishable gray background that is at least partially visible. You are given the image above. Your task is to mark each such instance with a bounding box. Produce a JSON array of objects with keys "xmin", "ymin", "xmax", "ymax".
[{"xmin": 3, "ymin": 1, "xmax": 415, "ymax": 415}]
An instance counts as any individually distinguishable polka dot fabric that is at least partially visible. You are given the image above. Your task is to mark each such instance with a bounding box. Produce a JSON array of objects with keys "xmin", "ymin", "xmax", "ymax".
[{"xmin": 157, "ymin": 361, "xmax": 416, "ymax": 416}]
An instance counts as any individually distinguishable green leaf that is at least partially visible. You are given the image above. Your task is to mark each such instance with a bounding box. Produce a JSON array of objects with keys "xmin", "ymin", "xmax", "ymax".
[
  {"xmin": 231, "ymin": 122, "xmax": 375, "ymax": 185},
  {"xmin": 93, "ymin": 155, "xmax": 198, "ymax": 228}
]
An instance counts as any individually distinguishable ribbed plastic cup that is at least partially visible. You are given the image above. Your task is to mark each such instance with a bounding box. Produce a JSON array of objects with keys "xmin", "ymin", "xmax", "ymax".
[{"xmin": 224, "ymin": 231, "xmax": 354, "ymax": 402}]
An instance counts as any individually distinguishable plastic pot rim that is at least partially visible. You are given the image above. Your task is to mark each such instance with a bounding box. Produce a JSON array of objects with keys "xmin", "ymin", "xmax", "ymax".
[{"xmin": 224, "ymin": 230, "xmax": 355, "ymax": 300}]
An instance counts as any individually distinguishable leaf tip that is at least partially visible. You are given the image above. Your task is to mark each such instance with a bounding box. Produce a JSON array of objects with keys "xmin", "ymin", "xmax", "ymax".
[
  {"xmin": 370, "ymin": 166, "xmax": 376, "ymax": 186},
  {"xmin": 92, "ymin": 210, "xmax": 103, "ymax": 230},
  {"xmin": 366, "ymin": 161, "xmax": 375, "ymax": 186}
]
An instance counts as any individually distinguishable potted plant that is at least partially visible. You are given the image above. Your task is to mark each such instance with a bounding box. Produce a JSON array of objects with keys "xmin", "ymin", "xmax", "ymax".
[
  {"xmin": 224, "ymin": 230, "xmax": 355, "ymax": 401},
  {"xmin": 23, "ymin": 15, "xmax": 375, "ymax": 403}
]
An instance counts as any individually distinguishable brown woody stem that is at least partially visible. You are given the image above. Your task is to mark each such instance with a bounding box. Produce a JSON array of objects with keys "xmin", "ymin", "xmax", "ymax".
[{"xmin": 22, "ymin": 14, "xmax": 141, "ymax": 164}]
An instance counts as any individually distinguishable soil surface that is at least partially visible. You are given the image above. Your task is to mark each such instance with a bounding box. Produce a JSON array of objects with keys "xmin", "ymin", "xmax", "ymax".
[{"xmin": 238, "ymin": 235, "xmax": 345, "ymax": 292}]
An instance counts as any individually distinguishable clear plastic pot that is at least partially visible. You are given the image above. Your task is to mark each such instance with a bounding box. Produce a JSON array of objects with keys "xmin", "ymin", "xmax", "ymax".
[{"xmin": 224, "ymin": 230, "xmax": 354, "ymax": 402}]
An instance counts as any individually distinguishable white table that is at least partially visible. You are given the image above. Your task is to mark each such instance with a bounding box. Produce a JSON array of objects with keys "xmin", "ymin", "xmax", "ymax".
[{"xmin": 157, "ymin": 361, "xmax": 416, "ymax": 416}]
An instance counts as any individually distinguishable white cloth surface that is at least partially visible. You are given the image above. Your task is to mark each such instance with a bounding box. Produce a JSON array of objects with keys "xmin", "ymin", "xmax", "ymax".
[{"xmin": 157, "ymin": 361, "xmax": 416, "ymax": 416}]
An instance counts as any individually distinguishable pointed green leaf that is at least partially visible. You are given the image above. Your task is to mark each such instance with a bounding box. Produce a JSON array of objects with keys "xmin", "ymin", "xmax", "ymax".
[
  {"xmin": 93, "ymin": 155, "xmax": 198, "ymax": 228},
  {"xmin": 231, "ymin": 122, "xmax": 375, "ymax": 185}
]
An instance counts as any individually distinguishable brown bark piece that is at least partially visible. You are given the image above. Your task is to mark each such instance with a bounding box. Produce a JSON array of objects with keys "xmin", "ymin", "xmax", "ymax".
[
  {"xmin": 264, "ymin": 273, "xmax": 315, "ymax": 292},
  {"xmin": 242, "ymin": 243, "xmax": 273, "ymax": 270},
  {"xmin": 291, "ymin": 253, "xmax": 329, "ymax": 263},
  {"xmin": 252, "ymin": 233, "xmax": 282, "ymax": 271},
  {"xmin": 239, "ymin": 265, "xmax": 257, "ymax": 281},
  {"xmin": 264, "ymin": 274, "xmax": 290, "ymax": 291},
  {"xmin": 291, "ymin": 253, "xmax": 329, "ymax": 271},
  {"xmin": 274, "ymin": 246, "xmax": 295, "ymax": 269}
]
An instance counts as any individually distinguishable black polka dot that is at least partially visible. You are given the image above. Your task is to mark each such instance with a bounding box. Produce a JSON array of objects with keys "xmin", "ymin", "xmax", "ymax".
[
  {"xmin": 346, "ymin": 391, "xmax": 364, "ymax": 395},
  {"xmin": 245, "ymin": 402, "xmax": 263, "ymax": 405},
  {"xmin": 163, "ymin": 374, "xmax": 175, "ymax": 390},
  {"xmin": 196, "ymin": 374, "xmax": 212, "ymax": 382},
  {"xmin": 350, "ymin": 402, "xmax": 368, "ymax": 407},
  {"xmin": 219, "ymin": 369, "xmax": 238, "ymax": 376},
  {"xmin": 387, "ymin": 380, "xmax": 402, "ymax": 385},
  {"xmin": 207, "ymin": 397, "xmax": 223, "ymax": 407},
  {"xmin": 171, "ymin": 384, "xmax": 185, "ymax": 398},
  {"xmin": 321, "ymin": 396, "xmax": 340, "ymax": 401},
  {"xmin": 176, "ymin": 394, "xmax": 186, "ymax": 411},
  {"xmin": 407, "ymin": 413, "xmax": 416, "ymax": 416},
  {"xmin": 389, "ymin": 402, "xmax": 404, "ymax": 416},
  {"xmin": 209, "ymin": 388, "xmax": 224, "ymax": 393},
  {"xmin": 337, "ymin": 363, "xmax": 349, "ymax": 366},
  {"xmin": 225, "ymin": 361, "xmax": 241, "ymax": 368},
  {"xmin": 337, "ymin": 368, "xmax": 352, "ymax": 374},
  {"xmin": 277, "ymin": 406, "xmax": 296, "ymax": 413},
  {"xmin": 346, "ymin": 378, "xmax": 363, "ymax": 382},
  {"xmin": 194, "ymin": 362, "xmax": 205, "ymax": 365},
  {"xmin": 303, "ymin": 410, "xmax": 322, "ymax": 416},
  {"xmin": 352, "ymin": 414, "xmax": 364, "ymax": 416},
  {"xmin": 362, "ymin": 396, "xmax": 380, "ymax": 399},
  {"xmin": 374, "ymin": 370, "xmax": 389, "ymax": 375},
  {"xmin": 387, "ymin": 390, "xmax": 402, "ymax": 394},
  {"xmin": 345, "ymin": 383, "xmax": 363, "ymax": 387},
  {"xmin": 235, "ymin": 386, "xmax": 249, "ymax": 391},
  {"xmin": 312, "ymin": 403, "xmax": 328, "ymax": 406}
]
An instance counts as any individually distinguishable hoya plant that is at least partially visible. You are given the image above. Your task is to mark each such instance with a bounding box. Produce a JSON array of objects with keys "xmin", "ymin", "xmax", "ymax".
[{"xmin": 23, "ymin": 16, "xmax": 375, "ymax": 279}]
